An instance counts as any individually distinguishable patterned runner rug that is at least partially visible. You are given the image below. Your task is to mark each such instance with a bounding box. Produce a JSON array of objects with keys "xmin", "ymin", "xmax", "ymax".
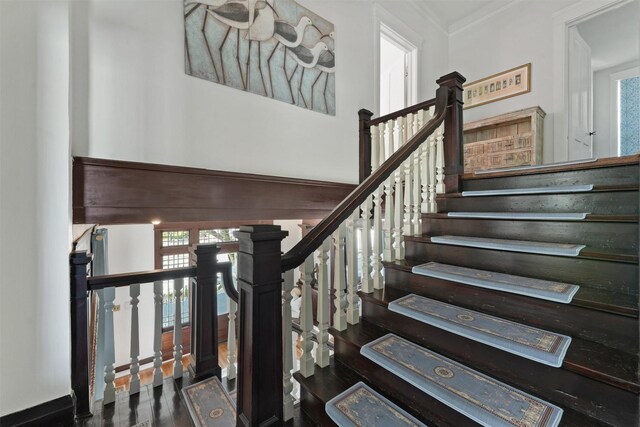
[
  {"xmin": 461, "ymin": 184, "xmax": 593, "ymax": 197},
  {"xmin": 430, "ymin": 235, "xmax": 586, "ymax": 257},
  {"xmin": 389, "ymin": 294, "xmax": 571, "ymax": 367},
  {"xmin": 182, "ymin": 376, "xmax": 236, "ymax": 427},
  {"xmin": 361, "ymin": 334, "xmax": 564, "ymax": 427},
  {"xmin": 326, "ymin": 382, "xmax": 427, "ymax": 427},
  {"xmin": 411, "ymin": 262, "xmax": 579, "ymax": 303}
]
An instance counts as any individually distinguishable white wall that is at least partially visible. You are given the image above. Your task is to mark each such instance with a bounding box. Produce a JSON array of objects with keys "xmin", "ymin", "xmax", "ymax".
[
  {"xmin": 449, "ymin": 1, "xmax": 578, "ymax": 163},
  {"xmin": 0, "ymin": 0, "xmax": 72, "ymax": 416},
  {"xmin": 70, "ymin": 0, "xmax": 448, "ymax": 183}
]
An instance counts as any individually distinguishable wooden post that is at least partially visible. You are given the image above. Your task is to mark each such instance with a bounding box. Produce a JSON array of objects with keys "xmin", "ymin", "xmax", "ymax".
[
  {"xmin": 235, "ymin": 225, "xmax": 288, "ymax": 427},
  {"xmin": 436, "ymin": 72, "xmax": 466, "ymax": 194},
  {"xmin": 359, "ymin": 109, "xmax": 374, "ymax": 183},
  {"xmin": 70, "ymin": 251, "xmax": 92, "ymax": 418},
  {"xmin": 189, "ymin": 244, "xmax": 222, "ymax": 381}
]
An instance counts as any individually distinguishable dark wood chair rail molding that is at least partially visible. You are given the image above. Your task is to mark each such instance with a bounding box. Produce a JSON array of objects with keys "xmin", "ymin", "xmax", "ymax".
[
  {"xmin": 281, "ymin": 84, "xmax": 451, "ymax": 272},
  {"xmin": 73, "ymin": 157, "xmax": 357, "ymax": 225}
]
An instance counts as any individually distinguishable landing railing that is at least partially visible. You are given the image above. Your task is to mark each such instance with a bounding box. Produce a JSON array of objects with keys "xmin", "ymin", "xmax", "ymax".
[
  {"xmin": 234, "ymin": 72, "xmax": 465, "ymax": 426},
  {"xmin": 70, "ymin": 244, "xmax": 238, "ymax": 417}
]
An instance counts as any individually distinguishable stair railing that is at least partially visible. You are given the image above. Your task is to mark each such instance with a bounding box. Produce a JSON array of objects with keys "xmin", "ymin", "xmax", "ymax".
[{"xmin": 234, "ymin": 72, "xmax": 465, "ymax": 426}]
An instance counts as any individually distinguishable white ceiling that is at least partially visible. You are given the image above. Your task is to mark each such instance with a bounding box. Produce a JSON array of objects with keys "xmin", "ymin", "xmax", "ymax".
[
  {"xmin": 417, "ymin": 0, "xmax": 511, "ymax": 30},
  {"xmin": 576, "ymin": 0, "xmax": 640, "ymax": 71}
]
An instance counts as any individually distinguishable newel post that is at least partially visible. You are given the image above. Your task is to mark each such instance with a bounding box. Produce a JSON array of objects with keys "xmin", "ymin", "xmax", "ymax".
[
  {"xmin": 436, "ymin": 72, "xmax": 466, "ymax": 193},
  {"xmin": 235, "ymin": 225, "xmax": 289, "ymax": 427},
  {"xmin": 359, "ymin": 109, "xmax": 374, "ymax": 183},
  {"xmin": 189, "ymin": 244, "xmax": 222, "ymax": 381},
  {"xmin": 70, "ymin": 251, "xmax": 92, "ymax": 418}
]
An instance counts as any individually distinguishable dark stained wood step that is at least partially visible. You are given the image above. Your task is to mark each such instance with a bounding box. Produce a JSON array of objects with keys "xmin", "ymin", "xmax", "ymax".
[
  {"xmin": 404, "ymin": 238, "xmax": 639, "ymax": 297},
  {"xmin": 332, "ymin": 321, "xmax": 618, "ymax": 427},
  {"xmin": 421, "ymin": 215, "xmax": 639, "ymax": 253},
  {"xmin": 436, "ymin": 188, "xmax": 638, "ymax": 215}
]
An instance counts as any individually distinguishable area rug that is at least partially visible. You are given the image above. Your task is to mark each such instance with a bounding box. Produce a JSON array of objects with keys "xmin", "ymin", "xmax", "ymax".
[
  {"xmin": 474, "ymin": 158, "xmax": 597, "ymax": 174},
  {"xmin": 447, "ymin": 212, "xmax": 588, "ymax": 221},
  {"xmin": 461, "ymin": 184, "xmax": 593, "ymax": 197},
  {"xmin": 411, "ymin": 262, "xmax": 579, "ymax": 303},
  {"xmin": 326, "ymin": 382, "xmax": 427, "ymax": 427},
  {"xmin": 389, "ymin": 294, "xmax": 571, "ymax": 367},
  {"xmin": 361, "ymin": 334, "xmax": 563, "ymax": 427},
  {"xmin": 430, "ymin": 235, "xmax": 586, "ymax": 257},
  {"xmin": 182, "ymin": 376, "xmax": 236, "ymax": 427}
]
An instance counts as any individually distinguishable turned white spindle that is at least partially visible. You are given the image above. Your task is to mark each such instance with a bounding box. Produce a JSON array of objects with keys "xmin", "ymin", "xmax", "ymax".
[
  {"xmin": 315, "ymin": 238, "xmax": 331, "ymax": 368},
  {"xmin": 152, "ymin": 281, "xmax": 163, "ymax": 387},
  {"xmin": 227, "ymin": 297, "xmax": 237, "ymax": 380},
  {"xmin": 423, "ymin": 109, "xmax": 435, "ymax": 212},
  {"xmin": 360, "ymin": 198, "xmax": 372, "ymax": 293},
  {"xmin": 299, "ymin": 254, "xmax": 315, "ymax": 377},
  {"xmin": 411, "ymin": 113, "xmax": 423, "ymax": 234},
  {"xmin": 403, "ymin": 115, "xmax": 414, "ymax": 238},
  {"xmin": 393, "ymin": 118, "xmax": 405, "ymax": 260},
  {"xmin": 428, "ymin": 128, "xmax": 438, "ymax": 212},
  {"xmin": 332, "ymin": 224, "xmax": 347, "ymax": 330},
  {"xmin": 282, "ymin": 269, "xmax": 295, "ymax": 421},
  {"xmin": 346, "ymin": 211, "xmax": 361, "ymax": 324},
  {"xmin": 371, "ymin": 182, "xmax": 384, "ymax": 290},
  {"xmin": 436, "ymin": 125, "xmax": 446, "ymax": 195},
  {"xmin": 383, "ymin": 120, "xmax": 395, "ymax": 262},
  {"xmin": 103, "ymin": 287, "xmax": 116, "ymax": 405},
  {"xmin": 129, "ymin": 283, "xmax": 141, "ymax": 395},
  {"xmin": 172, "ymin": 278, "xmax": 184, "ymax": 379},
  {"xmin": 371, "ymin": 123, "xmax": 380, "ymax": 173}
]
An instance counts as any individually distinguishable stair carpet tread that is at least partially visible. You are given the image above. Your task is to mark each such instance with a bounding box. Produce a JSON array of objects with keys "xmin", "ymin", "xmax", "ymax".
[
  {"xmin": 405, "ymin": 235, "xmax": 639, "ymax": 264},
  {"xmin": 422, "ymin": 212, "xmax": 639, "ymax": 223},
  {"xmin": 359, "ymin": 288, "xmax": 640, "ymax": 392},
  {"xmin": 430, "ymin": 235, "xmax": 586, "ymax": 257},
  {"xmin": 385, "ymin": 260, "xmax": 638, "ymax": 317},
  {"xmin": 326, "ymin": 321, "xmax": 615, "ymax": 427}
]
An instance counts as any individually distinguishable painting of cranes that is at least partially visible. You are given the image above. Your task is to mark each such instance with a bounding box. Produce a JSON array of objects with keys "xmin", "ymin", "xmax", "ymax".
[{"xmin": 184, "ymin": 0, "xmax": 336, "ymax": 115}]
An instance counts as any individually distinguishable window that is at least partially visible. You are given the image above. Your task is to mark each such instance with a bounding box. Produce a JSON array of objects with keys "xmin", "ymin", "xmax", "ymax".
[{"xmin": 619, "ymin": 75, "xmax": 640, "ymax": 156}]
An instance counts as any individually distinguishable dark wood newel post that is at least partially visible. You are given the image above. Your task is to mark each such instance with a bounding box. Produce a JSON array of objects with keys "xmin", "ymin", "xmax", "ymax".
[
  {"xmin": 189, "ymin": 243, "xmax": 222, "ymax": 381},
  {"xmin": 70, "ymin": 250, "xmax": 92, "ymax": 418},
  {"xmin": 436, "ymin": 72, "xmax": 466, "ymax": 193},
  {"xmin": 235, "ymin": 225, "xmax": 288, "ymax": 427},
  {"xmin": 359, "ymin": 109, "xmax": 374, "ymax": 183}
]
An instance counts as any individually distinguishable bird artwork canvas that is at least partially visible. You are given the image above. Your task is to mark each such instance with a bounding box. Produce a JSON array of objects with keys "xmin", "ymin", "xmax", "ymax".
[{"xmin": 184, "ymin": 0, "xmax": 336, "ymax": 115}]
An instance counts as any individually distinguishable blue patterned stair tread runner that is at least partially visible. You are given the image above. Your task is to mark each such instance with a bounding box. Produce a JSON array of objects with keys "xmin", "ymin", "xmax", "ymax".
[
  {"xmin": 361, "ymin": 334, "xmax": 564, "ymax": 427},
  {"xmin": 430, "ymin": 235, "xmax": 586, "ymax": 257},
  {"xmin": 447, "ymin": 212, "xmax": 588, "ymax": 221},
  {"xmin": 181, "ymin": 376, "xmax": 236, "ymax": 427},
  {"xmin": 412, "ymin": 262, "xmax": 579, "ymax": 303},
  {"xmin": 326, "ymin": 382, "xmax": 427, "ymax": 427},
  {"xmin": 389, "ymin": 294, "xmax": 571, "ymax": 367},
  {"xmin": 461, "ymin": 184, "xmax": 593, "ymax": 197}
]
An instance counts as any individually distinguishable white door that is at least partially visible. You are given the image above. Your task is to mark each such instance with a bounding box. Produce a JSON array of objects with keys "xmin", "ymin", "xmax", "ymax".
[
  {"xmin": 380, "ymin": 36, "xmax": 408, "ymax": 115},
  {"xmin": 568, "ymin": 27, "xmax": 593, "ymax": 160}
]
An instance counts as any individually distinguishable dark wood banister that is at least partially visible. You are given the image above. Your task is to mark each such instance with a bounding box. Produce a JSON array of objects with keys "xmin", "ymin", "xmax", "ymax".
[
  {"xmin": 369, "ymin": 98, "xmax": 438, "ymax": 127},
  {"xmin": 87, "ymin": 267, "xmax": 196, "ymax": 291},
  {"xmin": 281, "ymin": 85, "xmax": 450, "ymax": 272}
]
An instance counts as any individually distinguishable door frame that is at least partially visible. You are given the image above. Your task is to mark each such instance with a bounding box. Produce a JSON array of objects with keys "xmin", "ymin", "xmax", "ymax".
[{"xmin": 552, "ymin": 0, "xmax": 633, "ymax": 161}]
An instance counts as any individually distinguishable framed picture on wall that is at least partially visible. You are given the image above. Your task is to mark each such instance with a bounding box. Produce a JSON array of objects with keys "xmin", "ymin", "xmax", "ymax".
[{"xmin": 464, "ymin": 63, "xmax": 531, "ymax": 109}]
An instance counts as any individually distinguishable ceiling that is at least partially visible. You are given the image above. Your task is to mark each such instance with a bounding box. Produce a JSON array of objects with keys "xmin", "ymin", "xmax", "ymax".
[{"xmin": 418, "ymin": 0, "xmax": 511, "ymax": 30}]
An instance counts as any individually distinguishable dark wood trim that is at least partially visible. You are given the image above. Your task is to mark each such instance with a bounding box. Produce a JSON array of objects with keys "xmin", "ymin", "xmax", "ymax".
[
  {"xmin": 0, "ymin": 395, "xmax": 74, "ymax": 426},
  {"xmin": 281, "ymin": 85, "xmax": 450, "ymax": 272},
  {"xmin": 369, "ymin": 98, "xmax": 437, "ymax": 126},
  {"xmin": 436, "ymin": 72, "xmax": 466, "ymax": 194},
  {"xmin": 87, "ymin": 267, "xmax": 196, "ymax": 291},
  {"xmin": 70, "ymin": 251, "xmax": 92, "ymax": 418},
  {"xmin": 73, "ymin": 157, "xmax": 356, "ymax": 224},
  {"xmin": 358, "ymin": 109, "xmax": 374, "ymax": 183}
]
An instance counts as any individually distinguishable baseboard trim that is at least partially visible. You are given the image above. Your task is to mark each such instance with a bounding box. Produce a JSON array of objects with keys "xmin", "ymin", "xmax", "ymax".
[{"xmin": 0, "ymin": 395, "xmax": 74, "ymax": 427}]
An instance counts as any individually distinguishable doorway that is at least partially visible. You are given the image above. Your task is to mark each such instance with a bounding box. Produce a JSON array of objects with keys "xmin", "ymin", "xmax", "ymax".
[{"xmin": 379, "ymin": 24, "xmax": 417, "ymax": 116}]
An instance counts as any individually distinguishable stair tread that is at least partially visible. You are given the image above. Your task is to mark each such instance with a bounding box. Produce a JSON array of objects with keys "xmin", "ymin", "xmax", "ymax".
[
  {"xmin": 361, "ymin": 288, "xmax": 640, "ymax": 392},
  {"xmin": 331, "ymin": 321, "xmax": 617, "ymax": 427},
  {"xmin": 431, "ymin": 235, "xmax": 586, "ymax": 257},
  {"xmin": 406, "ymin": 235, "xmax": 639, "ymax": 263},
  {"xmin": 439, "ymin": 184, "xmax": 639, "ymax": 198},
  {"xmin": 462, "ymin": 184, "xmax": 595, "ymax": 197},
  {"xmin": 387, "ymin": 260, "xmax": 638, "ymax": 317},
  {"xmin": 422, "ymin": 212, "xmax": 639, "ymax": 223}
]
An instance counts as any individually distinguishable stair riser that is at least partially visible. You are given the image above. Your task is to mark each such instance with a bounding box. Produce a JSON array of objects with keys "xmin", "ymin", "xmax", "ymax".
[
  {"xmin": 332, "ymin": 336, "xmax": 482, "ymax": 427},
  {"xmin": 437, "ymin": 191, "xmax": 638, "ymax": 214},
  {"xmin": 360, "ymin": 300, "xmax": 639, "ymax": 427},
  {"xmin": 423, "ymin": 218, "xmax": 638, "ymax": 252},
  {"xmin": 384, "ymin": 266, "xmax": 638, "ymax": 354},
  {"xmin": 404, "ymin": 241, "xmax": 639, "ymax": 296},
  {"xmin": 463, "ymin": 165, "xmax": 639, "ymax": 191}
]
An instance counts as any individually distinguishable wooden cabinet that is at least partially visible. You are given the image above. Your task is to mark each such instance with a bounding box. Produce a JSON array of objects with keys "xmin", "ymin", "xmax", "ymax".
[{"xmin": 463, "ymin": 106, "xmax": 546, "ymax": 172}]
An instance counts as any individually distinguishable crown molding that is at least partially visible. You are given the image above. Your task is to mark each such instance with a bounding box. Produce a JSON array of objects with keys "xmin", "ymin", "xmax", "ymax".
[
  {"xmin": 449, "ymin": 0, "xmax": 525, "ymax": 35},
  {"xmin": 404, "ymin": 0, "xmax": 449, "ymax": 35}
]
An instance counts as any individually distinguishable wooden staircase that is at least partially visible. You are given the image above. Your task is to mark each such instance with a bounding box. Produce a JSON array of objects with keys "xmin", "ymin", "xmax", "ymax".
[{"xmin": 296, "ymin": 156, "xmax": 639, "ymax": 426}]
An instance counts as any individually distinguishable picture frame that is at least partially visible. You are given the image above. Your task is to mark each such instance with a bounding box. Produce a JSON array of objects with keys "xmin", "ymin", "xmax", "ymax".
[{"xmin": 463, "ymin": 63, "xmax": 531, "ymax": 109}]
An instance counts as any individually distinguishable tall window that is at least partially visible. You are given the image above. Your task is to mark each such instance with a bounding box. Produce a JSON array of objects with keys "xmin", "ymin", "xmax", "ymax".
[{"xmin": 619, "ymin": 75, "xmax": 640, "ymax": 155}]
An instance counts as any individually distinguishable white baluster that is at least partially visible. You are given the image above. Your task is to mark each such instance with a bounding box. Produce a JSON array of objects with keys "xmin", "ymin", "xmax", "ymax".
[
  {"xmin": 129, "ymin": 283, "xmax": 140, "ymax": 395},
  {"xmin": 103, "ymin": 287, "xmax": 116, "ymax": 405},
  {"xmin": 412, "ymin": 113, "xmax": 423, "ymax": 234},
  {"xmin": 227, "ymin": 296, "xmax": 237, "ymax": 380},
  {"xmin": 371, "ymin": 123, "xmax": 380, "ymax": 173},
  {"xmin": 403, "ymin": 115, "xmax": 414, "ymax": 238},
  {"xmin": 152, "ymin": 281, "xmax": 163, "ymax": 387},
  {"xmin": 172, "ymin": 278, "xmax": 184, "ymax": 379},
  {"xmin": 372, "ymin": 183, "xmax": 384, "ymax": 290},
  {"xmin": 394, "ymin": 117, "xmax": 405, "ymax": 260},
  {"xmin": 428, "ymin": 127, "xmax": 439, "ymax": 212},
  {"xmin": 299, "ymin": 254, "xmax": 315, "ymax": 377},
  {"xmin": 383, "ymin": 120, "xmax": 395, "ymax": 262},
  {"xmin": 436, "ymin": 124, "xmax": 446, "ymax": 195},
  {"xmin": 315, "ymin": 238, "xmax": 330, "ymax": 368},
  {"xmin": 360, "ymin": 198, "xmax": 372, "ymax": 293},
  {"xmin": 332, "ymin": 224, "xmax": 347, "ymax": 330},
  {"xmin": 378, "ymin": 121, "xmax": 387, "ymax": 163},
  {"xmin": 346, "ymin": 211, "xmax": 360, "ymax": 325},
  {"xmin": 423, "ymin": 108, "xmax": 435, "ymax": 212},
  {"xmin": 282, "ymin": 269, "xmax": 295, "ymax": 421}
]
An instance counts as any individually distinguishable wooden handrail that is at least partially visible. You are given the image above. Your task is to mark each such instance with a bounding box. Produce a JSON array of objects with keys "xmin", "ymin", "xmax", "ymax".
[
  {"xmin": 87, "ymin": 266, "xmax": 196, "ymax": 291},
  {"xmin": 218, "ymin": 261, "xmax": 238, "ymax": 303},
  {"xmin": 281, "ymin": 85, "xmax": 450, "ymax": 272},
  {"xmin": 369, "ymin": 98, "xmax": 437, "ymax": 126}
]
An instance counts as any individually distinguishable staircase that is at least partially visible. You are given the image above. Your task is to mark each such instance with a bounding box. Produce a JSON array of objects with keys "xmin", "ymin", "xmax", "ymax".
[{"xmin": 296, "ymin": 157, "xmax": 639, "ymax": 426}]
